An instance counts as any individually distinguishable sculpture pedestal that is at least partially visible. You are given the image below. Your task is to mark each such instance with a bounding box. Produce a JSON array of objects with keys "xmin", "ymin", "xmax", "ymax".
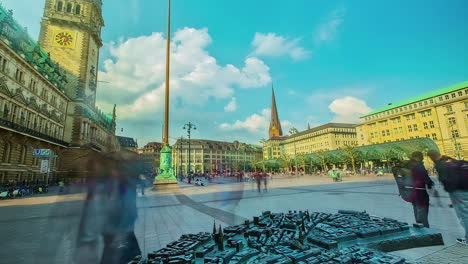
[{"xmin": 154, "ymin": 145, "xmax": 178, "ymax": 185}]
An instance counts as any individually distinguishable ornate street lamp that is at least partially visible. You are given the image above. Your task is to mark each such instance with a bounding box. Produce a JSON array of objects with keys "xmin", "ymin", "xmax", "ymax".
[
  {"xmin": 289, "ymin": 127, "xmax": 299, "ymax": 177},
  {"xmin": 183, "ymin": 122, "xmax": 196, "ymax": 182}
]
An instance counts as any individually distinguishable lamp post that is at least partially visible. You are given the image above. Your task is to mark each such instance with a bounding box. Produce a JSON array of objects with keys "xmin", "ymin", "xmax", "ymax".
[
  {"xmin": 289, "ymin": 127, "xmax": 299, "ymax": 177},
  {"xmin": 179, "ymin": 137, "xmax": 183, "ymax": 178},
  {"xmin": 183, "ymin": 122, "xmax": 196, "ymax": 182}
]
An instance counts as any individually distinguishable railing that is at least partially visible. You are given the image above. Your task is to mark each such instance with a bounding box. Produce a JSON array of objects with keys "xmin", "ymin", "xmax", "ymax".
[{"xmin": 0, "ymin": 116, "xmax": 69, "ymax": 146}]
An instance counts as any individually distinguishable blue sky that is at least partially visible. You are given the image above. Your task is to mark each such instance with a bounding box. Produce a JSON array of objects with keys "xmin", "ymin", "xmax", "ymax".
[{"xmin": 2, "ymin": 0, "xmax": 468, "ymax": 146}]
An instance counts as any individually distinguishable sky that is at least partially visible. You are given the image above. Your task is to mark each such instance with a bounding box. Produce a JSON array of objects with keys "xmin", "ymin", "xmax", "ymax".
[{"xmin": 2, "ymin": 0, "xmax": 468, "ymax": 146}]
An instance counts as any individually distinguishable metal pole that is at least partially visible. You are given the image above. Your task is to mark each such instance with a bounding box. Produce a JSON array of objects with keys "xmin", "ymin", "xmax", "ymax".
[
  {"xmin": 163, "ymin": 0, "xmax": 171, "ymax": 146},
  {"xmin": 188, "ymin": 131, "xmax": 191, "ymax": 176},
  {"xmin": 295, "ymin": 142, "xmax": 298, "ymax": 177},
  {"xmin": 243, "ymin": 148, "xmax": 246, "ymax": 172}
]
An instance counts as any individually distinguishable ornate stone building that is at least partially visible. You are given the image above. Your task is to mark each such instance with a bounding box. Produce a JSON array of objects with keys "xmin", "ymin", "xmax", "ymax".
[
  {"xmin": 172, "ymin": 139, "xmax": 262, "ymax": 174},
  {"xmin": 138, "ymin": 142, "xmax": 163, "ymax": 173},
  {"xmin": 0, "ymin": 1, "xmax": 117, "ymax": 183}
]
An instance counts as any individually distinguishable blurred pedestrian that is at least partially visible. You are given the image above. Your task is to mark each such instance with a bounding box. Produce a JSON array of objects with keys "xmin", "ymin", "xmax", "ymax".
[
  {"xmin": 262, "ymin": 171, "xmax": 268, "ymax": 192},
  {"xmin": 75, "ymin": 151, "xmax": 142, "ymax": 264},
  {"xmin": 428, "ymin": 150, "xmax": 468, "ymax": 245},
  {"xmin": 408, "ymin": 151, "xmax": 434, "ymax": 228}
]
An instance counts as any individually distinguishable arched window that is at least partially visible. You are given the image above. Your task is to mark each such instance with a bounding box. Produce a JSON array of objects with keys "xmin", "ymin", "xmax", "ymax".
[
  {"xmin": 1, "ymin": 142, "xmax": 11, "ymax": 163},
  {"xmin": 20, "ymin": 145, "xmax": 27, "ymax": 164},
  {"xmin": 66, "ymin": 3, "xmax": 72, "ymax": 13},
  {"xmin": 75, "ymin": 4, "xmax": 81, "ymax": 15},
  {"xmin": 57, "ymin": 1, "xmax": 63, "ymax": 11}
]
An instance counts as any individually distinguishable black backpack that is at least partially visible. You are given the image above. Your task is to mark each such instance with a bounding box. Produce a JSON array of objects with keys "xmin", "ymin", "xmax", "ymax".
[
  {"xmin": 441, "ymin": 160, "xmax": 468, "ymax": 192},
  {"xmin": 393, "ymin": 164, "xmax": 414, "ymax": 202}
]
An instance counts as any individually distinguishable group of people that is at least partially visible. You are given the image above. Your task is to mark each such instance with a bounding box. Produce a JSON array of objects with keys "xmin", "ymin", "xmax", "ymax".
[
  {"xmin": 392, "ymin": 150, "xmax": 467, "ymax": 245},
  {"xmin": 253, "ymin": 171, "xmax": 269, "ymax": 193},
  {"xmin": 75, "ymin": 149, "xmax": 145, "ymax": 264}
]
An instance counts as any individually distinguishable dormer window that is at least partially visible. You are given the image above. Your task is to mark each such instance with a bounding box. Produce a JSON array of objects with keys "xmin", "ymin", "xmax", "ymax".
[
  {"xmin": 66, "ymin": 3, "xmax": 72, "ymax": 13},
  {"xmin": 57, "ymin": 1, "xmax": 63, "ymax": 11},
  {"xmin": 75, "ymin": 5, "xmax": 81, "ymax": 15}
]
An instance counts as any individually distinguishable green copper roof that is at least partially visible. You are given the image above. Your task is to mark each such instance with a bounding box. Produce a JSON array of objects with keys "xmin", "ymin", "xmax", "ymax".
[
  {"xmin": 0, "ymin": 5, "xmax": 68, "ymax": 91},
  {"xmin": 363, "ymin": 81, "xmax": 468, "ymax": 117}
]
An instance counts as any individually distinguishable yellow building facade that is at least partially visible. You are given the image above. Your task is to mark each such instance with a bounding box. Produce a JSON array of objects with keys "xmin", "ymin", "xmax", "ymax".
[
  {"xmin": 357, "ymin": 81, "xmax": 468, "ymax": 159},
  {"xmin": 281, "ymin": 123, "xmax": 358, "ymax": 156},
  {"xmin": 173, "ymin": 139, "xmax": 262, "ymax": 174},
  {"xmin": 263, "ymin": 137, "xmax": 286, "ymax": 160}
]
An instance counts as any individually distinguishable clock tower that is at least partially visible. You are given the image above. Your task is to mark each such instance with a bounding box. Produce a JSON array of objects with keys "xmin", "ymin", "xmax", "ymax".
[{"xmin": 39, "ymin": 0, "xmax": 104, "ymax": 105}]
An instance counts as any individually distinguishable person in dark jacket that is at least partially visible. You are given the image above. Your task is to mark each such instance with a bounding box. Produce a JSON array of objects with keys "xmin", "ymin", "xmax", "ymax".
[
  {"xmin": 408, "ymin": 151, "xmax": 434, "ymax": 228},
  {"xmin": 428, "ymin": 149, "xmax": 468, "ymax": 245}
]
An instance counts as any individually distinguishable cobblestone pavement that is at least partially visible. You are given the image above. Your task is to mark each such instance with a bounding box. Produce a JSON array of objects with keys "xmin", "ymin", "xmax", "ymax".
[
  {"xmin": 0, "ymin": 175, "xmax": 465, "ymax": 264},
  {"xmin": 417, "ymin": 244, "xmax": 468, "ymax": 264}
]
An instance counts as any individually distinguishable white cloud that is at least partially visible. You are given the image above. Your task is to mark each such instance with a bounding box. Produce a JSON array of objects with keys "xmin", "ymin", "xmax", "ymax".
[
  {"xmin": 329, "ymin": 96, "xmax": 371, "ymax": 123},
  {"xmin": 220, "ymin": 108, "xmax": 271, "ymax": 133},
  {"xmin": 251, "ymin": 33, "xmax": 310, "ymax": 61},
  {"xmin": 224, "ymin": 97, "xmax": 237, "ymax": 112},
  {"xmin": 96, "ymin": 27, "xmax": 271, "ymax": 120},
  {"xmin": 219, "ymin": 108, "xmax": 295, "ymax": 136},
  {"xmin": 314, "ymin": 7, "xmax": 346, "ymax": 45}
]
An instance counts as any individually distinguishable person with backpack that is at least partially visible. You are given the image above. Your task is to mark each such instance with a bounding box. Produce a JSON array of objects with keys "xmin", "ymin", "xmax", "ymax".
[
  {"xmin": 408, "ymin": 151, "xmax": 434, "ymax": 228},
  {"xmin": 428, "ymin": 149, "xmax": 468, "ymax": 245}
]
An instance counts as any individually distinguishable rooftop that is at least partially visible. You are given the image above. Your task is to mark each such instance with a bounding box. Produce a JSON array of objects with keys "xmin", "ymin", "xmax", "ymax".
[
  {"xmin": 117, "ymin": 136, "xmax": 138, "ymax": 148},
  {"xmin": 363, "ymin": 81, "xmax": 468, "ymax": 117},
  {"xmin": 290, "ymin": 123, "xmax": 356, "ymax": 138},
  {"xmin": 0, "ymin": 5, "xmax": 68, "ymax": 91}
]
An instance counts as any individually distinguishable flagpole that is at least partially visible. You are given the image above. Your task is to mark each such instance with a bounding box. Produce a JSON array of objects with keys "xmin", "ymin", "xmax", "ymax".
[{"xmin": 163, "ymin": 0, "xmax": 171, "ymax": 146}]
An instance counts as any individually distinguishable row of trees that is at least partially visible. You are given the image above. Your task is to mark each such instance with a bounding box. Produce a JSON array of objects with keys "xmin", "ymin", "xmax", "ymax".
[{"xmin": 257, "ymin": 138, "xmax": 439, "ymax": 173}]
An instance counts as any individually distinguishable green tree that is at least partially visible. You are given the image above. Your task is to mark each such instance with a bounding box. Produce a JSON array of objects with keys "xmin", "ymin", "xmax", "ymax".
[{"xmin": 340, "ymin": 144, "xmax": 362, "ymax": 173}]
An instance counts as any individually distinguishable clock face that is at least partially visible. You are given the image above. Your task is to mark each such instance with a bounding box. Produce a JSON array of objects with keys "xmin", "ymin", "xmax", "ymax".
[{"xmin": 54, "ymin": 31, "xmax": 74, "ymax": 47}]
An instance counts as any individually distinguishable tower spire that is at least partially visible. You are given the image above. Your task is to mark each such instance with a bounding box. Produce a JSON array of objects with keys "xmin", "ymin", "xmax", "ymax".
[{"xmin": 269, "ymin": 84, "xmax": 283, "ymax": 139}]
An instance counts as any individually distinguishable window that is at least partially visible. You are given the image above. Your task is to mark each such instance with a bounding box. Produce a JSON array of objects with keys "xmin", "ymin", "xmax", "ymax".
[
  {"xmin": 429, "ymin": 121, "xmax": 435, "ymax": 128},
  {"xmin": 451, "ymin": 93, "xmax": 456, "ymax": 98},
  {"xmin": 386, "ymin": 129, "xmax": 390, "ymax": 136},
  {"xmin": 431, "ymin": 133, "xmax": 438, "ymax": 140},
  {"xmin": 57, "ymin": 1, "xmax": 63, "ymax": 11},
  {"xmin": 455, "ymin": 143, "xmax": 463, "ymax": 152},
  {"xmin": 1, "ymin": 142, "xmax": 11, "ymax": 163},
  {"xmin": 446, "ymin": 105, "xmax": 453, "ymax": 112},
  {"xmin": 448, "ymin": 117, "xmax": 456, "ymax": 125},
  {"xmin": 19, "ymin": 145, "xmax": 27, "ymax": 164},
  {"xmin": 15, "ymin": 68, "xmax": 25, "ymax": 83},
  {"xmin": 458, "ymin": 91, "xmax": 463, "ymax": 96},
  {"xmin": 75, "ymin": 4, "xmax": 81, "ymax": 15},
  {"xmin": 66, "ymin": 3, "xmax": 72, "ymax": 12},
  {"xmin": 423, "ymin": 122, "xmax": 428, "ymax": 129},
  {"xmin": 439, "ymin": 96, "xmax": 443, "ymax": 101},
  {"xmin": 0, "ymin": 55, "xmax": 7, "ymax": 72},
  {"xmin": 429, "ymin": 99, "xmax": 434, "ymax": 104},
  {"xmin": 465, "ymin": 101, "xmax": 468, "ymax": 109},
  {"xmin": 408, "ymin": 125, "xmax": 413, "ymax": 132},
  {"xmin": 413, "ymin": 124, "xmax": 418, "ymax": 131},
  {"xmin": 445, "ymin": 95, "xmax": 450, "ymax": 100},
  {"xmin": 451, "ymin": 130, "xmax": 459, "ymax": 138}
]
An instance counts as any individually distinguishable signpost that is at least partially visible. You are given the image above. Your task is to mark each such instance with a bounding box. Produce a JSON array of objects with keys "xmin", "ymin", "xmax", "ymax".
[
  {"xmin": 33, "ymin": 149, "xmax": 57, "ymax": 185},
  {"xmin": 40, "ymin": 160, "xmax": 50, "ymax": 173}
]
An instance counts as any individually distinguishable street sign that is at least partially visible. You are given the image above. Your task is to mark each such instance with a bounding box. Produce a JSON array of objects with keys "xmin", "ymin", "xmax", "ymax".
[
  {"xmin": 33, "ymin": 149, "xmax": 52, "ymax": 157},
  {"xmin": 40, "ymin": 160, "xmax": 50, "ymax": 173}
]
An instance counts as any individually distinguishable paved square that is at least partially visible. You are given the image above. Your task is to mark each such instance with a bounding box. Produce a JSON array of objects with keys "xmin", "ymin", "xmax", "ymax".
[{"xmin": 0, "ymin": 175, "xmax": 466, "ymax": 263}]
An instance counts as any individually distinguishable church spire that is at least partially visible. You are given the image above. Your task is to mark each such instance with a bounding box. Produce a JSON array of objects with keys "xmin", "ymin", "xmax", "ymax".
[{"xmin": 269, "ymin": 84, "xmax": 283, "ymax": 139}]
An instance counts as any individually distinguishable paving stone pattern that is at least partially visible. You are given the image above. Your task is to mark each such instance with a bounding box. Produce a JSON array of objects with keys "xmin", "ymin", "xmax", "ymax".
[
  {"xmin": 417, "ymin": 244, "xmax": 468, "ymax": 264},
  {"xmin": 129, "ymin": 210, "xmax": 441, "ymax": 264}
]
